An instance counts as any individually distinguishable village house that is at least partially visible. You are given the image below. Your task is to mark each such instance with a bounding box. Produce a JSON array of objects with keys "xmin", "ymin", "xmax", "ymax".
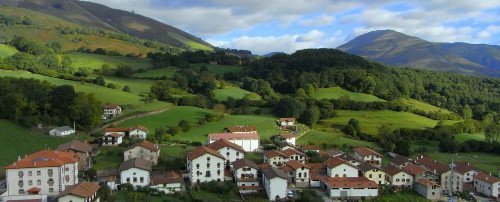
[
  {"xmin": 124, "ymin": 140, "xmax": 160, "ymax": 166},
  {"xmin": 384, "ymin": 164, "xmax": 413, "ymax": 189},
  {"xmin": 338, "ymin": 153, "xmax": 363, "ymax": 167},
  {"xmin": 402, "ymin": 163, "xmax": 429, "ymax": 182},
  {"xmin": 150, "ymin": 171, "xmax": 183, "ymax": 194},
  {"xmin": 452, "ymin": 162, "xmax": 477, "ymax": 183},
  {"xmin": 206, "ymin": 139, "xmax": 245, "ymax": 168},
  {"xmin": 320, "ymin": 176, "xmax": 379, "ymax": 199},
  {"xmin": 280, "ymin": 160, "xmax": 310, "ymax": 187},
  {"xmin": 324, "ymin": 157, "xmax": 359, "ymax": 178},
  {"xmin": 224, "ymin": 125, "xmax": 258, "ymax": 133},
  {"xmin": 208, "ymin": 133, "xmax": 260, "ymax": 152},
  {"xmin": 307, "ymin": 163, "xmax": 327, "ymax": 188},
  {"xmin": 186, "ymin": 146, "xmax": 225, "ymax": 185},
  {"xmin": 353, "ymin": 147, "xmax": 383, "ymax": 167},
  {"xmin": 96, "ymin": 170, "xmax": 118, "ymax": 190},
  {"xmin": 415, "ymin": 156, "xmax": 462, "ymax": 193},
  {"xmin": 358, "ymin": 162, "xmax": 387, "ymax": 185},
  {"xmin": 119, "ymin": 158, "xmax": 152, "ymax": 188},
  {"xmin": 105, "ymin": 125, "xmax": 149, "ymax": 139},
  {"xmin": 282, "ymin": 148, "xmax": 307, "ymax": 164},
  {"xmin": 57, "ymin": 181, "xmax": 100, "ymax": 202},
  {"xmin": 389, "ymin": 153, "xmax": 412, "ymax": 169},
  {"xmin": 473, "ymin": 172, "xmax": 500, "ymax": 198},
  {"xmin": 275, "ymin": 133, "xmax": 296, "ymax": 146},
  {"xmin": 262, "ymin": 167, "xmax": 288, "ymax": 201},
  {"xmin": 300, "ymin": 145, "xmax": 321, "ymax": 154},
  {"xmin": 56, "ymin": 140, "xmax": 93, "ymax": 171},
  {"xmin": 101, "ymin": 133, "xmax": 124, "ymax": 146},
  {"xmin": 263, "ymin": 150, "xmax": 289, "ymax": 167},
  {"xmin": 321, "ymin": 149, "xmax": 344, "ymax": 159},
  {"xmin": 49, "ymin": 126, "xmax": 75, "ymax": 137},
  {"xmin": 102, "ymin": 104, "xmax": 122, "ymax": 119},
  {"xmin": 4, "ymin": 150, "xmax": 79, "ymax": 197},
  {"xmin": 278, "ymin": 118, "xmax": 296, "ymax": 131},
  {"xmin": 415, "ymin": 179, "xmax": 441, "ymax": 200},
  {"xmin": 232, "ymin": 158, "xmax": 260, "ymax": 193}
]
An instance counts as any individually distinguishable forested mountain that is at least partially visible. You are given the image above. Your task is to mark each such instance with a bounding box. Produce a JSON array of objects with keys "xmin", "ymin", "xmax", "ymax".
[
  {"xmin": 0, "ymin": 0, "xmax": 213, "ymax": 50},
  {"xmin": 337, "ymin": 30, "xmax": 500, "ymax": 77}
]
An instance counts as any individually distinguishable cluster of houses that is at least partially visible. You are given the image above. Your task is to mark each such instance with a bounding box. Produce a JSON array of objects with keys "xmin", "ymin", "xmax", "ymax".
[{"xmin": 2, "ymin": 117, "xmax": 499, "ymax": 202}]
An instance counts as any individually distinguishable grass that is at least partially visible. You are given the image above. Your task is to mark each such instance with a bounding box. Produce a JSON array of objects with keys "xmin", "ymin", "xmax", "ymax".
[
  {"xmin": 297, "ymin": 129, "xmax": 379, "ymax": 148},
  {"xmin": 66, "ymin": 53, "xmax": 152, "ymax": 70},
  {"xmin": 213, "ymin": 86, "xmax": 261, "ymax": 101},
  {"xmin": 320, "ymin": 110, "xmax": 456, "ymax": 136},
  {"xmin": 103, "ymin": 76, "xmax": 155, "ymax": 95},
  {"xmin": 455, "ymin": 133, "xmax": 485, "ymax": 143},
  {"xmin": 375, "ymin": 190, "xmax": 430, "ymax": 202},
  {"xmin": 190, "ymin": 63, "xmax": 243, "ymax": 75},
  {"xmin": 158, "ymin": 144, "xmax": 194, "ymax": 170},
  {"xmin": 314, "ymin": 87, "xmax": 384, "ymax": 102},
  {"xmin": 0, "ymin": 120, "xmax": 90, "ymax": 176},
  {"xmin": 0, "ymin": 44, "xmax": 18, "ymax": 58},
  {"xmin": 396, "ymin": 98, "xmax": 453, "ymax": 114},
  {"xmin": 132, "ymin": 67, "xmax": 177, "ymax": 78},
  {"xmin": 425, "ymin": 152, "xmax": 500, "ymax": 176},
  {"xmin": 93, "ymin": 147, "xmax": 124, "ymax": 171}
]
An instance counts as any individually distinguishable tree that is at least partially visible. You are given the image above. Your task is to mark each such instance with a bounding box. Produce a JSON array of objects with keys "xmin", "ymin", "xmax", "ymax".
[
  {"xmin": 274, "ymin": 97, "xmax": 306, "ymax": 118},
  {"xmin": 155, "ymin": 127, "xmax": 166, "ymax": 140},
  {"xmin": 299, "ymin": 105, "xmax": 320, "ymax": 127},
  {"xmin": 213, "ymin": 103, "xmax": 226, "ymax": 117},
  {"xmin": 439, "ymin": 139, "xmax": 459, "ymax": 153},
  {"xmin": 462, "ymin": 104, "xmax": 472, "ymax": 120},
  {"xmin": 94, "ymin": 76, "xmax": 105, "ymax": 86},
  {"xmin": 107, "ymin": 83, "xmax": 116, "ymax": 89},
  {"xmin": 115, "ymin": 65, "xmax": 134, "ymax": 77},
  {"xmin": 82, "ymin": 168, "xmax": 97, "ymax": 181},
  {"xmin": 178, "ymin": 120, "xmax": 191, "ymax": 132},
  {"xmin": 378, "ymin": 124, "xmax": 395, "ymax": 152},
  {"xmin": 122, "ymin": 86, "xmax": 131, "ymax": 92},
  {"xmin": 485, "ymin": 124, "xmax": 499, "ymax": 143}
]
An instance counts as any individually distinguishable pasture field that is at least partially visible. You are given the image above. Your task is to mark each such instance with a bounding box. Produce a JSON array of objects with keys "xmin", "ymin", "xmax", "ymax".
[
  {"xmin": 66, "ymin": 53, "xmax": 152, "ymax": 70},
  {"xmin": 396, "ymin": 98, "xmax": 453, "ymax": 114},
  {"xmin": 132, "ymin": 67, "xmax": 177, "ymax": 78},
  {"xmin": 103, "ymin": 76, "xmax": 155, "ymax": 95},
  {"xmin": 314, "ymin": 87, "xmax": 384, "ymax": 102},
  {"xmin": 213, "ymin": 86, "xmax": 261, "ymax": 101},
  {"xmin": 320, "ymin": 110, "xmax": 456, "ymax": 135},
  {"xmin": 297, "ymin": 129, "xmax": 379, "ymax": 148},
  {"xmin": 0, "ymin": 44, "xmax": 18, "ymax": 58},
  {"xmin": 190, "ymin": 63, "xmax": 243, "ymax": 75},
  {"xmin": 455, "ymin": 133, "xmax": 485, "ymax": 143}
]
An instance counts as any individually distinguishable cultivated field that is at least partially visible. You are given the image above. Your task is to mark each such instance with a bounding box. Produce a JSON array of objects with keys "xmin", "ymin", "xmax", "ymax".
[{"xmin": 314, "ymin": 87, "xmax": 384, "ymax": 102}]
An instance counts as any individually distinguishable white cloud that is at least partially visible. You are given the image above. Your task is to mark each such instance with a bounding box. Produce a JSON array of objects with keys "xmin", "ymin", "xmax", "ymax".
[
  {"xmin": 298, "ymin": 15, "xmax": 335, "ymax": 26},
  {"xmin": 295, "ymin": 30, "xmax": 325, "ymax": 42}
]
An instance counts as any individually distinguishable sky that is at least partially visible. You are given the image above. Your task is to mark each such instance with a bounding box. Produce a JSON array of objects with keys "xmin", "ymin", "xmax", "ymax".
[{"xmin": 85, "ymin": 0, "xmax": 500, "ymax": 55}]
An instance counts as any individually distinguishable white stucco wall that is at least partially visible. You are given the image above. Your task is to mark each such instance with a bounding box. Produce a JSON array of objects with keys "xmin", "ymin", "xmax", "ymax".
[
  {"xmin": 124, "ymin": 146, "xmax": 159, "ymax": 165},
  {"xmin": 388, "ymin": 172, "xmax": 413, "ymax": 188},
  {"xmin": 187, "ymin": 154, "xmax": 225, "ymax": 185},
  {"xmin": 327, "ymin": 164, "xmax": 358, "ymax": 178},
  {"xmin": 474, "ymin": 179, "xmax": 500, "ymax": 198},
  {"xmin": 209, "ymin": 138, "xmax": 259, "ymax": 152},
  {"xmin": 327, "ymin": 187, "xmax": 378, "ymax": 198},
  {"xmin": 264, "ymin": 177, "xmax": 287, "ymax": 201},
  {"xmin": 217, "ymin": 147, "xmax": 244, "ymax": 167},
  {"xmin": 120, "ymin": 168, "xmax": 150, "ymax": 188}
]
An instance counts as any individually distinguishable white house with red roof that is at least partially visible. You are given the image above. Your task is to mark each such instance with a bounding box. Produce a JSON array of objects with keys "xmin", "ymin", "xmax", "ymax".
[
  {"xmin": 186, "ymin": 146, "xmax": 226, "ymax": 185},
  {"xmin": 105, "ymin": 125, "xmax": 148, "ymax": 139},
  {"xmin": 415, "ymin": 179, "xmax": 441, "ymax": 200},
  {"xmin": 102, "ymin": 104, "xmax": 122, "ymax": 119},
  {"xmin": 101, "ymin": 133, "xmax": 124, "ymax": 146},
  {"xmin": 384, "ymin": 164, "xmax": 413, "ymax": 189},
  {"xmin": 275, "ymin": 133, "xmax": 296, "ymax": 145},
  {"xmin": 320, "ymin": 176, "xmax": 379, "ymax": 198},
  {"xmin": 208, "ymin": 132, "xmax": 259, "ymax": 152},
  {"xmin": 124, "ymin": 140, "xmax": 160, "ymax": 166},
  {"xmin": 324, "ymin": 157, "xmax": 358, "ymax": 178},
  {"xmin": 473, "ymin": 172, "xmax": 500, "ymax": 198},
  {"xmin": 282, "ymin": 148, "xmax": 307, "ymax": 164},
  {"xmin": 353, "ymin": 147, "xmax": 383, "ymax": 167},
  {"xmin": 206, "ymin": 139, "xmax": 245, "ymax": 168},
  {"xmin": 232, "ymin": 159, "xmax": 260, "ymax": 193},
  {"xmin": 263, "ymin": 150, "xmax": 289, "ymax": 167},
  {"xmin": 4, "ymin": 150, "xmax": 79, "ymax": 197},
  {"xmin": 280, "ymin": 160, "xmax": 310, "ymax": 187},
  {"xmin": 57, "ymin": 181, "xmax": 100, "ymax": 202}
]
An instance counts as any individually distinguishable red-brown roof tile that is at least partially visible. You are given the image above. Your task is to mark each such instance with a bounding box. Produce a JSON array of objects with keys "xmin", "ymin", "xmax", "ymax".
[
  {"xmin": 384, "ymin": 164, "xmax": 405, "ymax": 176},
  {"xmin": 415, "ymin": 156, "xmax": 449, "ymax": 175},
  {"xmin": 263, "ymin": 150, "xmax": 287, "ymax": 158},
  {"xmin": 416, "ymin": 179, "xmax": 439, "ymax": 187},
  {"xmin": 187, "ymin": 146, "xmax": 225, "ymax": 160},
  {"xmin": 5, "ymin": 150, "xmax": 78, "ymax": 169},
  {"xmin": 474, "ymin": 172, "xmax": 500, "ymax": 184},
  {"xmin": 56, "ymin": 140, "xmax": 92, "ymax": 153},
  {"xmin": 324, "ymin": 157, "xmax": 348, "ymax": 168},
  {"xmin": 125, "ymin": 140, "xmax": 159, "ymax": 152},
  {"xmin": 58, "ymin": 182, "xmax": 100, "ymax": 198},
  {"xmin": 150, "ymin": 171, "xmax": 182, "ymax": 185},
  {"xmin": 321, "ymin": 177, "xmax": 379, "ymax": 188},
  {"xmin": 402, "ymin": 163, "xmax": 426, "ymax": 176},
  {"xmin": 207, "ymin": 139, "xmax": 245, "ymax": 152},
  {"xmin": 353, "ymin": 147, "xmax": 382, "ymax": 157},
  {"xmin": 225, "ymin": 125, "xmax": 258, "ymax": 133},
  {"xmin": 208, "ymin": 132, "xmax": 259, "ymax": 140},
  {"xmin": 282, "ymin": 148, "xmax": 306, "ymax": 157},
  {"xmin": 453, "ymin": 162, "xmax": 475, "ymax": 174}
]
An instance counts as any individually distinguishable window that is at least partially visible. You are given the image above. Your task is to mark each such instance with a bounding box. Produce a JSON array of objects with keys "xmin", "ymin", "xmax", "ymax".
[
  {"xmin": 18, "ymin": 181, "xmax": 23, "ymax": 187},
  {"xmin": 207, "ymin": 163, "xmax": 210, "ymax": 168},
  {"xmin": 217, "ymin": 163, "xmax": 221, "ymax": 168},
  {"xmin": 18, "ymin": 189, "xmax": 24, "ymax": 194},
  {"xmin": 369, "ymin": 174, "xmax": 372, "ymax": 178},
  {"xmin": 236, "ymin": 152, "xmax": 239, "ymax": 156},
  {"xmin": 65, "ymin": 167, "xmax": 69, "ymax": 171},
  {"xmin": 133, "ymin": 172, "xmax": 136, "ymax": 175},
  {"xmin": 226, "ymin": 152, "xmax": 230, "ymax": 156},
  {"xmin": 299, "ymin": 173, "xmax": 302, "ymax": 178},
  {"xmin": 206, "ymin": 171, "xmax": 211, "ymax": 177},
  {"xmin": 396, "ymin": 179, "xmax": 400, "ymax": 182},
  {"xmin": 140, "ymin": 177, "xmax": 144, "ymax": 183},
  {"xmin": 28, "ymin": 180, "xmax": 32, "ymax": 186},
  {"xmin": 304, "ymin": 173, "xmax": 307, "ymax": 177},
  {"xmin": 207, "ymin": 157, "xmax": 211, "ymax": 162},
  {"xmin": 196, "ymin": 164, "xmax": 200, "ymax": 169},
  {"xmin": 379, "ymin": 174, "xmax": 382, "ymax": 178},
  {"xmin": 133, "ymin": 177, "xmax": 137, "ymax": 182},
  {"xmin": 48, "ymin": 178, "xmax": 54, "ymax": 186},
  {"xmin": 126, "ymin": 178, "xmax": 130, "ymax": 183},
  {"xmin": 218, "ymin": 170, "xmax": 221, "ymax": 175},
  {"xmin": 37, "ymin": 180, "xmax": 41, "ymax": 185},
  {"xmin": 48, "ymin": 169, "xmax": 53, "ymax": 177},
  {"xmin": 431, "ymin": 192, "xmax": 435, "ymax": 195},
  {"xmin": 65, "ymin": 175, "xmax": 70, "ymax": 182},
  {"xmin": 49, "ymin": 188, "xmax": 53, "ymax": 193},
  {"xmin": 335, "ymin": 174, "xmax": 339, "ymax": 177}
]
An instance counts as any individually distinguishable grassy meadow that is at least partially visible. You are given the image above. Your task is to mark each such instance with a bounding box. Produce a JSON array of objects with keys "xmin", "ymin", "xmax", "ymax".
[
  {"xmin": 297, "ymin": 129, "xmax": 379, "ymax": 148},
  {"xmin": 314, "ymin": 87, "xmax": 384, "ymax": 102},
  {"xmin": 66, "ymin": 53, "xmax": 152, "ymax": 70},
  {"xmin": 103, "ymin": 76, "xmax": 155, "ymax": 95},
  {"xmin": 396, "ymin": 98, "xmax": 453, "ymax": 114},
  {"xmin": 213, "ymin": 86, "xmax": 261, "ymax": 101},
  {"xmin": 93, "ymin": 147, "xmax": 124, "ymax": 171},
  {"xmin": 0, "ymin": 44, "xmax": 18, "ymax": 58},
  {"xmin": 132, "ymin": 67, "xmax": 177, "ymax": 78}
]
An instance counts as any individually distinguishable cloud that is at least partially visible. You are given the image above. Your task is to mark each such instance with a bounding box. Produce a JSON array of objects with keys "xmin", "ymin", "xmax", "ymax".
[{"xmin": 299, "ymin": 15, "xmax": 335, "ymax": 26}]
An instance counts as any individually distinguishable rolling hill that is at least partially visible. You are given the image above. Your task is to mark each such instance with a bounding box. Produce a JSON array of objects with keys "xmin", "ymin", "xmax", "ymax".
[
  {"xmin": 337, "ymin": 30, "xmax": 500, "ymax": 77},
  {"xmin": 0, "ymin": 0, "xmax": 213, "ymax": 50}
]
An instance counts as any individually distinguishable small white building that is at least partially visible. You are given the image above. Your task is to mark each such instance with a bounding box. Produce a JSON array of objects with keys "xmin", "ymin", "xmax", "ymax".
[
  {"xmin": 321, "ymin": 177, "xmax": 379, "ymax": 199},
  {"xmin": 324, "ymin": 157, "xmax": 358, "ymax": 178},
  {"xmin": 150, "ymin": 171, "xmax": 183, "ymax": 194},
  {"xmin": 353, "ymin": 147, "xmax": 383, "ymax": 167},
  {"xmin": 119, "ymin": 158, "xmax": 152, "ymax": 188},
  {"xmin": 264, "ymin": 150, "xmax": 289, "ymax": 167},
  {"xmin": 124, "ymin": 140, "xmax": 160, "ymax": 166},
  {"xmin": 101, "ymin": 133, "xmax": 124, "ymax": 146},
  {"xmin": 186, "ymin": 146, "xmax": 225, "ymax": 185},
  {"xmin": 57, "ymin": 181, "xmax": 100, "ymax": 202},
  {"xmin": 105, "ymin": 126, "xmax": 148, "ymax": 139},
  {"xmin": 262, "ymin": 167, "xmax": 288, "ymax": 201},
  {"xmin": 280, "ymin": 160, "xmax": 310, "ymax": 187},
  {"xmin": 49, "ymin": 126, "xmax": 75, "ymax": 137},
  {"xmin": 233, "ymin": 158, "xmax": 260, "ymax": 193},
  {"xmin": 415, "ymin": 179, "xmax": 441, "ymax": 200},
  {"xmin": 102, "ymin": 104, "xmax": 122, "ymax": 119},
  {"xmin": 282, "ymin": 148, "xmax": 307, "ymax": 164},
  {"xmin": 275, "ymin": 134, "xmax": 296, "ymax": 146},
  {"xmin": 384, "ymin": 164, "xmax": 413, "ymax": 189},
  {"xmin": 278, "ymin": 118, "xmax": 296, "ymax": 127},
  {"xmin": 207, "ymin": 139, "xmax": 245, "ymax": 168},
  {"xmin": 208, "ymin": 133, "xmax": 259, "ymax": 152},
  {"xmin": 300, "ymin": 145, "xmax": 321, "ymax": 154},
  {"xmin": 473, "ymin": 172, "xmax": 499, "ymax": 198}
]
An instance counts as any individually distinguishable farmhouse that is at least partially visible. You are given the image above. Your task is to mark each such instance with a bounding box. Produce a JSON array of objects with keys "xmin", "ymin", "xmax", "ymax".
[
  {"xmin": 49, "ymin": 126, "xmax": 75, "ymax": 137},
  {"xmin": 124, "ymin": 140, "xmax": 160, "ymax": 166},
  {"xmin": 102, "ymin": 104, "xmax": 122, "ymax": 119},
  {"xmin": 384, "ymin": 164, "xmax": 413, "ymax": 189},
  {"xmin": 206, "ymin": 139, "xmax": 245, "ymax": 168},
  {"xmin": 150, "ymin": 171, "xmax": 183, "ymax": 194},
  {"xmin": 352, "ymin": 147, "xmax": 383, "ymax": 167},
  {"xmin": 101, "ymin": 133, "xmax": 124, "ymax": 146},
  {"xmin": 56, "ymin": 140, "xmax": 93, "ymax": 171},
  {"xmin": 224, "ymin": 125, "xmax": 258, "ymax": 133},
  {"xmin": 232, "ymin": 158, "xmax": 260, "ymax": 193},
  {"xmin": 307, "ymin": 163, "xmax": 327, "ymax": 188},
  {"xmin": 186, "ymin": 146, "xmax": 225, "ymax": 185},
  {"xmin": 275, "ymin": 133, "xmax": 296, "ymax": 146},
  {"xmin": 57, "ymin": 181, "xmax": 100, "ymax": 202},
  {"xmin": 280, "ymin": 160, "xmax": 310, "ymax": 187},
  {"xmin": 358, "ymin": 162, "xmax": 386, "ymax": 185},
  {"xmin": 402, "ymin": 163, "xmax": 429, "ymax": 182},
  {"xmin": 473, "ymin": 172, "xmax": 500, "ymax": 198},
  {"xmin": 263, "ymin": 150, "xmax": 289, "ymax": 167},
  {"xmin": 278, "ymin": 118, "xmax": 296, "ymax": 131},
  {"xmin": 119, "ymin": 158, "xmax": 152, "ymax": 188},
  {"xmin": 324, "ymin": 157, "xmax": 358, "ymax": 178},
  {"xmin": 262, "ymin": 167, "xmax": 288, "ymax": 201},
  {"xmin": 105, "ymin": 125, "xmax": 149, "ymax": 139},
  {"xmin": 415, "ymin": 156, "xmax": 462, "ymax": 193},
  {"xmin": 282, "ymin": 148, "xmax": 307, "ymax": 164},
  {"xmin": 208, "ymin": 133, "xmax": 259, "ymax": 152},
  {"xmin": 4, "ymin": 150, "xmax": 79, "ymax": 196},
  {"xmin": 320, "ymin": 176, "xmax": 379, "ymax": 199},
  {"xmin": 321, "ymin": 149, "xmax": 344, "ymax": 158},
  {"xmin": 389, "ymin": 153, "xmax": 412, "ymax": 168},
  {"xmin": 414, "ymin": 179, "xmax": 441, "ymax": 200},
  {"xmin": 452, "ymin": 162, "xmax": 477, "ymax": 182},
  {"xmin": 97, "ymin": 169, "xmax": 118, "ymax": 190}
]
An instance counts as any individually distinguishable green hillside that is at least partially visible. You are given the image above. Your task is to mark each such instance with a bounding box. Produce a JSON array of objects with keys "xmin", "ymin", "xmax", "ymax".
[
  {"xmin": 214, "ymin": 86, "xmax": 261, "ymax": 101},
  {"xmin": 67, "ymin": 53, "xmax": 152, "ymax": 70},
  {"xmin": 396, "ymin": 98, "xmax": 453, "ymax": 114},
  {"xmin": 190, "ymin": 63, "xmax": 243, "ymax": 75},
  {"xmin": 0, "ymin": 44, "xmax": 18, "ymax": 58},
  {"xmin": 132, "ymin": 67, "xmax": 177, "ymax": 78},
  {"xmin": 297, "ymin": 129, "xmax": 378, "ymax": 148},
  {"xmin": 314, "ymin": 87, "xmax": 384, "ymax": 102}
]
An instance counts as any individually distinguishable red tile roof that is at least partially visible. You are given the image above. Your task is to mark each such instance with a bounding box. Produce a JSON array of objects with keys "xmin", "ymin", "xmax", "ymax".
[
  {"xmin": 353, "ymin": 147, "xmax": 382, "ymax": 157},
  {"xmin": 321, "ymin": 177, "xmax": 379, "ymax": 188},
  {"xmin": 258, "ymin": 163, "xmax": 272, "ymax": 171},
  {"xmin": 150, "ymin": 171, "xmax": 182, "ymax": 185},
  {"xmin": 187, "ymin": 146, "xmax": 225, "ymax": 160},
  {"xmin": 207, "ymin": 139, "xmax": 245, "ymax": 152},
  {"xmin": 27, "ymin": 187, "xmax": 41, "ymax": 192},
  {"xmin": 233, "ymin": 159, "xmax": 259, "ymax": 170},
  {"xmin": 282, "ymin": 148, "xmax": 306, "ymax": 157},
  {"xmin": 58, "ymin": 182, "xmax": 100, "ymax": 198},
  {"xmin": 324, "ymin": 157, "xmax": 348, "ymax": 168},
  {"xmin": 225, "ymin": 125, "xmax": 258, "ymax": 133},
  {"xmin": 5, "ymin": 150, "xmax": 78, "ymax": 169},
  {"xmin": 402, "ymin": 163, "xmax": 426, "ymax": 176},
  {"xmin": 102, "ymin": 104, "xmax": 120, "ymax": 109},
  {"xmin": 125, "ymin": 140, "xmax": 159, "ymax": 152},
  {"xmin": 384, "ymin": 164, "xmax": 405, "ymax": 176},
  {"xmin": 474, "ymin": 172, "xmax": 500, "ymax": 184},
  {"xmin": 105, "ymin": 125, "xmax": 148, "ymax": 133},
  {"xmin": 56, "ymin": 140, "xmax": 93, "ymax": 153},
  {"xmin": 208, "ymin": 132, "xmax": 259, "ymax": 139},
  {"xmin": 415, "ymin": 156, "xmax": 449, "ymax": 175},
  {"xmin": 453, "ymin": 162, "xmax": 475, "ymax": 174},
  {"xmin": 281, "ymin": 160, "xmax": 309, "ymax": 171},
  {"xmin": 416, "ymin": 179, "xmax": 439, "ymax": 187},
  {"xmin": 263, "ymin": 150, "xmax": 287, "ymax": 158},
  {"xmin": 279, "ymin": 118, "xmax": 296, "ymax": 122}
]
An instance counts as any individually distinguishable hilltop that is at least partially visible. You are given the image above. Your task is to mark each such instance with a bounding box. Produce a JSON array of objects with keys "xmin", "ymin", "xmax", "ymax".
[{"xmin": 337, "ymin": 30, "xmax": 500, "ymax": 77}]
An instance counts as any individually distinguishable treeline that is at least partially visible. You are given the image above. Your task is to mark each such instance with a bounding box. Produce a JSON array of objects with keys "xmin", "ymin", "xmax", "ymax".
[
  {"xmin": 147, "ymin": 50, "xmax": 248, "ymax": 68},
  {"xmin": 0, "ymin": 77, "xmax": 101, "ymax": 130},
  {"xmin": 244, "ymin": 49, "xmax": 499, "ymax": 120}
]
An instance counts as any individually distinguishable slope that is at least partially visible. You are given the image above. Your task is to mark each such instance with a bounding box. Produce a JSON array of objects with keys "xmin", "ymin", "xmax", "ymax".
[{"xmin": 337, "ymin": 30, "xmax": 500, "ymax": 77}]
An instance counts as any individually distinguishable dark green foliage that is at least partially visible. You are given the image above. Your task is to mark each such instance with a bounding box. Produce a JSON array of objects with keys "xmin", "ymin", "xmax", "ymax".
[
  {"xmin": 107, "ymin": 83, "xmax": 116, "ymax": 89},
  {"xmin": 178, "ymin": 120, "xmax": 191, "ymax": 132},
  {"xmin": 94, "ymin": 76, "xmax": 105, "ymax": 86},
  {"xmin": 199, "ymin": 181, "xmax": 237, "ymax": 195},
  {"xmin": 305, "ymin": 151, "xmax": 325, "ymax": 163},
  {"xmin": 115, "ymin": 65, "xmax": 134, "ymax": 78},
  {"xmin": 274, "ymin": 97, "xmax": 306, "ymax": 118},
  {"xmin": 299, "ymin": 105, "xmax": 321, "ymax": 127},
  {"xmin": 439, "ymin": 139, "xmax": 459, "ymax": 153},
  {"xmin": 122, "ymin": 85, "xmax": 130, "ymax": 92}
]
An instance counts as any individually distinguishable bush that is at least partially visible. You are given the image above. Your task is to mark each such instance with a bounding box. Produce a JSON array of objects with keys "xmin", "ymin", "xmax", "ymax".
[
  {"xmin": 178, "ymin": 120, "xmax": 191, "ymax": 132},
  {"xmin": 107, "ymin": 83, "xmax": 116, "ymax": 89},
  {"xmin": 122, "ymin": 85, "xmax": 131, "ymax": 92},
  {"xmin": 169, "ymin": 126, "xmax": 182, "ymax": 135}
]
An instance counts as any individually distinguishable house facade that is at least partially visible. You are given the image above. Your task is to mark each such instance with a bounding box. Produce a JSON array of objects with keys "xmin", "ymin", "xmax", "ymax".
[
  {"xmin": 453, "ymin": 162, "xmax": 477, "ymax": 183},
  {"xmin": 282, "ymin": 148, "xmax": 306, "ymax": 164},
  {"xmin": 150, "ymin": 171, "xmax": 183, "ymax": 194},
  {"xmin": 233, "ymin": 159, "xmax": 260, "ymax": 193},
  {"xmin": 57, "ymin": 181, "xmax": 100, "ymax": 202},
  {"xmin": 101, "ymin": 133, "xmax": 123, "ymax": 146},
  {"xmin": 208, "ymin": 133, "xmax": 259, "ymax": 152},
  {"xmin": 473, "ymin": 172, "xmax": 500, "ymax": 198},
  {"xmin": 124, "ymin": 140, "xmax": 160, "ymax": 166},
  {"xmin": 105, "ymin": 126, "xmax": 148, "ymax": 140},
  {"xmin": 358, "ymin": 163, "xmax": 386, "ymax": 185},
  {"xmin": 320, "ymin": 177, "xmax": 379, "ymax": 199},
  {"xmin": 280, "ymin": 160, "xmax": 310, "ymax": 187},
  {"xmin": 262, "ymin": 167, "xmax": 288, "ymax": 201},
  {"xmin": 186, "ymin": 146, "xmax": 225, "ymax": 185},
  {"xmin": 4, "ymin": 150, "xmax": 79, "ymax": 196},
  {"xmin": 206, "ymin": 139, "xmax": 245, "ymax": 168},
  {"xmin": 119, "ymin": 158, "xmax": 152, "ymax": 188},
  {"xmin": 325, "ymin": 157, "xmax": 358, "ymax": 178},
  {"xmin": 384, "ymin": 165, "xmax": 413, "ymax": 189},
  {"xmin": 276, "ymin": 134, "xmax": 296, "ymax": 146},
  {"xmin": 353, "ymin": 147, "xmax": 383, "ymax": 167},
  {"xmin": 415, "ymin": 179, "xmax": 441, "ymax": 200},
  {"xmin": 263, "ymin": 150, "xmax": 288, "ymax": 167},
  {"xmin": 102, "ymin": 104, "xmax": 122, "ymax": 119},
  {"xmin": 49, "ymin": 126, "xmax": 75, "ymax": 137}
]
